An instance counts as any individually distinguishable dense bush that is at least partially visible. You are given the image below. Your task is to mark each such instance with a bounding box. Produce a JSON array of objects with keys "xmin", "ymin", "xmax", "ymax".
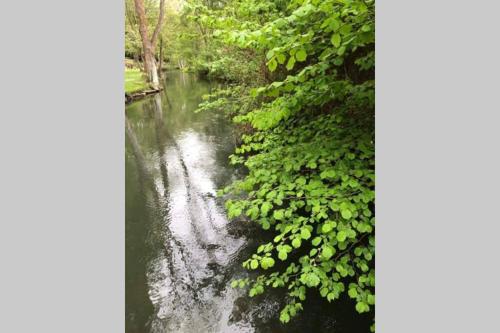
[{"xmin": 195, "ymin": 0, "xmax": 375, "ymax": 329}]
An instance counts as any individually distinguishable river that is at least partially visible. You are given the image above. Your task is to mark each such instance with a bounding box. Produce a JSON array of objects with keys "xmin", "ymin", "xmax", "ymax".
[{"xmin": 125, "ymin": 71, "xmax": 371, "ymax": 333}]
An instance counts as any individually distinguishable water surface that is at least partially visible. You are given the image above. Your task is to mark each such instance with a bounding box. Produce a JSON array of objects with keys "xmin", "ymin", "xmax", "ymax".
[{"xmin": 125, "ymin": 71, "xmax": 371, "ymax": 333}]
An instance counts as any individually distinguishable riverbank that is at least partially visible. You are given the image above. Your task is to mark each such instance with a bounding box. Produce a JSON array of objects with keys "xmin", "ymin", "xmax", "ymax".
[
  {"xmin": 125, "ymin": 68, "xmax": 149, "ymax": 94},
  {"xmin": 125, "ymin": 88, "xmax": 162, "ymax": 104},
  {"xmin": 125, "ymin": 68, "xmax": 162, "ymax": 104}
]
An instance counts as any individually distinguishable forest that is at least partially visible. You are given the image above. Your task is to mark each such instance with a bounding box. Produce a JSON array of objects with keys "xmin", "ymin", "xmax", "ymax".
[{"xmin": 125, "ymin": 0, "xmax": 375, "ymax": 331}]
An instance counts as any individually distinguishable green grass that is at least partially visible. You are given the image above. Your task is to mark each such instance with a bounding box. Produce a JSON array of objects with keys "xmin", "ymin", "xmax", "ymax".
[{"xmin": 125, "ymin": 68, "xmax": 150, "ymax": 94}]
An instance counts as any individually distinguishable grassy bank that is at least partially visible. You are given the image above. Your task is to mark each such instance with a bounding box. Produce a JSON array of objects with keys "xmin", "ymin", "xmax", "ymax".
[{"xmin": 125, "ymin": 68, "xmax": 150, "ymax": 94}]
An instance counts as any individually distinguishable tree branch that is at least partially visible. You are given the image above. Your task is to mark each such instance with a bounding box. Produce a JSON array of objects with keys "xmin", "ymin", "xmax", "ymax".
[{"xmin": 150, "ymin": 0, "xmax": 166, "ymax": 54}]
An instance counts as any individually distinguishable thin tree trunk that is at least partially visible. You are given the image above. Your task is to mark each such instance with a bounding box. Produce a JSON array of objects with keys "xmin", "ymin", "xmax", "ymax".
[
  {"xmin": 150, "ymin": 0, "xmax": 166, "ymax": 55},
  {"xmin": 158, "ymin": 36, "xmax": 163, "ymax": 75}
]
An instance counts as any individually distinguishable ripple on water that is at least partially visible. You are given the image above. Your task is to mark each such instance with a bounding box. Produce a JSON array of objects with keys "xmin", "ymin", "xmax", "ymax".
[{"xmin": 141, "ymin": 123, "xmax": 252, "ymax": 332}]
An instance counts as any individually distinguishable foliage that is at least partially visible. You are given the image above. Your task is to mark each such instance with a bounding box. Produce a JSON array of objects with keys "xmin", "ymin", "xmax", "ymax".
[
  {"xmin": 178, "ymin": 0, "xmax": 268, "ymax": 83},
  {"xmin": 197, "ymin": 85, "xmax": 258, "ymax": 118},
  {"xmin": 194, "ymin": 0, "xmax": 375, "ymax": 329},
  {"xmin": 194, "ymin": 50, "xmax": 263, "ymax": 83}
]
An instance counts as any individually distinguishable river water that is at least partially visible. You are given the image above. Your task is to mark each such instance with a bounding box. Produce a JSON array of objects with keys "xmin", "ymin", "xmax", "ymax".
[{"xmin": 125, "ymin": 71, "xmax": 371, "ymax": 333}]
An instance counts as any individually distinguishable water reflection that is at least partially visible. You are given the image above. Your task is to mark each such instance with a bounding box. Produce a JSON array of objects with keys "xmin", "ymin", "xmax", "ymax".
[{"xmin": 126, "ymin": 73, "xmax": 250, "ymax": 333}]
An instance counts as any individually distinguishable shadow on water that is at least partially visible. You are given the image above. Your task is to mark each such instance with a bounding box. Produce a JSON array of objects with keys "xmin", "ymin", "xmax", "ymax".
[{"xmin": 126, "ymin": 71, "xmax": 371, "ymax": 333}]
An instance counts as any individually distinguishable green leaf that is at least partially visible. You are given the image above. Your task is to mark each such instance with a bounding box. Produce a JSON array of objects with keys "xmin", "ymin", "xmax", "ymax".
[
  {"xmin": 348, "ymin": 288, "xmax": 358, "ymax": 298},
  {"xmin": 278, "ymin": 250, "xmax": 288, "ymax": 261},
  {"xmin": 273, "ymin": 209, "xmax": 285, "ymax": 220},
  {"xmin": 322, "ymin": 245, "xmax": 334, "ymax": 260},
  {"xmin": 340, "ymin": 24, "xmax": 352, "ymax": 35},
  {"xmin": 320, "ymin": 169, "xmax": 336, "ymax": 179},
  {"xmin": 250, "ymin": 259, "xmax": 259, "ymax": 270},
  {"xmin": 330, "ymin": 18, "xmax": 340, "ymax": 31},
  {"xmin": 286, "ymin": 55, "xmax": 296, "ymax": 70},
  {"xmin": 300, "ymin": 228, "xmax": 311, "ymax": 240},
  {"xmin": 355, "ymin": 301, "xmax": 368, "ymax": 313},
  {"xmin": 296, "ymin": 49, "xmax": 307, "ymax": 62},
  {"xmin": 262, "ymin": 220, "xmax": 270, "ymax": 230},
  {"xmin": 304, "ymin": 273, "xmax": 321, "ymax": 287},
  {"xmin": 307, "ymin": 161, "xmax": 317, "ymax": 169},
  {"xmin": 337, "ymin": 230, "xmax": 347, "ymax": 242},
  {"xmin": 296, "ymin": 176, "xmax": 306, "ymax": 186},
  {"xmin": 292, "ymin": 238, "xmax": 302, "ymax": 248},
  {"xmin": 322, "ymin": 223, "xmax": 333, "ymax": 233},
  {"xmin": 261, "ymin": 257, "xmax": 275, "ymax": 269},
  {"xmin": 261, "ymin": 202, "xmax": 273, "ymax": 216},
  {"xmin": 331, "ymin": 34, "xmax": 341, "ymax": 48},
  {"xmin": 268, "ymin": 58, "xmax": 278, "ymax": 72},
  {"xmin": 276, "ymin": 53, "xmax": 286, "ymax": 64},
  {"xmin": 228, "ymin": 205, "xmax": 242, "ymax": 218},
  {"xmin": 312, "ymin": 237, "xmax": 322, "ymax": 246},
  {"xmin": 341, "ymin": 209, "xmax": 352, "ymax": 219},
  {"xmin": 280, "ymin": 311, "xmax": 290, "ymax": 323}
]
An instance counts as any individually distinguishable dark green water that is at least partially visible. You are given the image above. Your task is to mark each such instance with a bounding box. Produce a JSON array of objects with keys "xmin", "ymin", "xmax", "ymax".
[{"xmin": 125, "ymin": 71, "xmax": 371, "ymax": 333}]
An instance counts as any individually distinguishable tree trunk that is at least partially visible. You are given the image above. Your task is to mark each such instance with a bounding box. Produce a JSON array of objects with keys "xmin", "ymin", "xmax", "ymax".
[
  {"xmin": 149, "ymin": 57, "xmax": 159, "ymax": 89},
  {"xmin": 133, "ymin": 0, "xmax": 153, "ymax": 82},
  {"xmin": 133, "ymin": 0, "xmax": 165, "ymax": 90}
]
